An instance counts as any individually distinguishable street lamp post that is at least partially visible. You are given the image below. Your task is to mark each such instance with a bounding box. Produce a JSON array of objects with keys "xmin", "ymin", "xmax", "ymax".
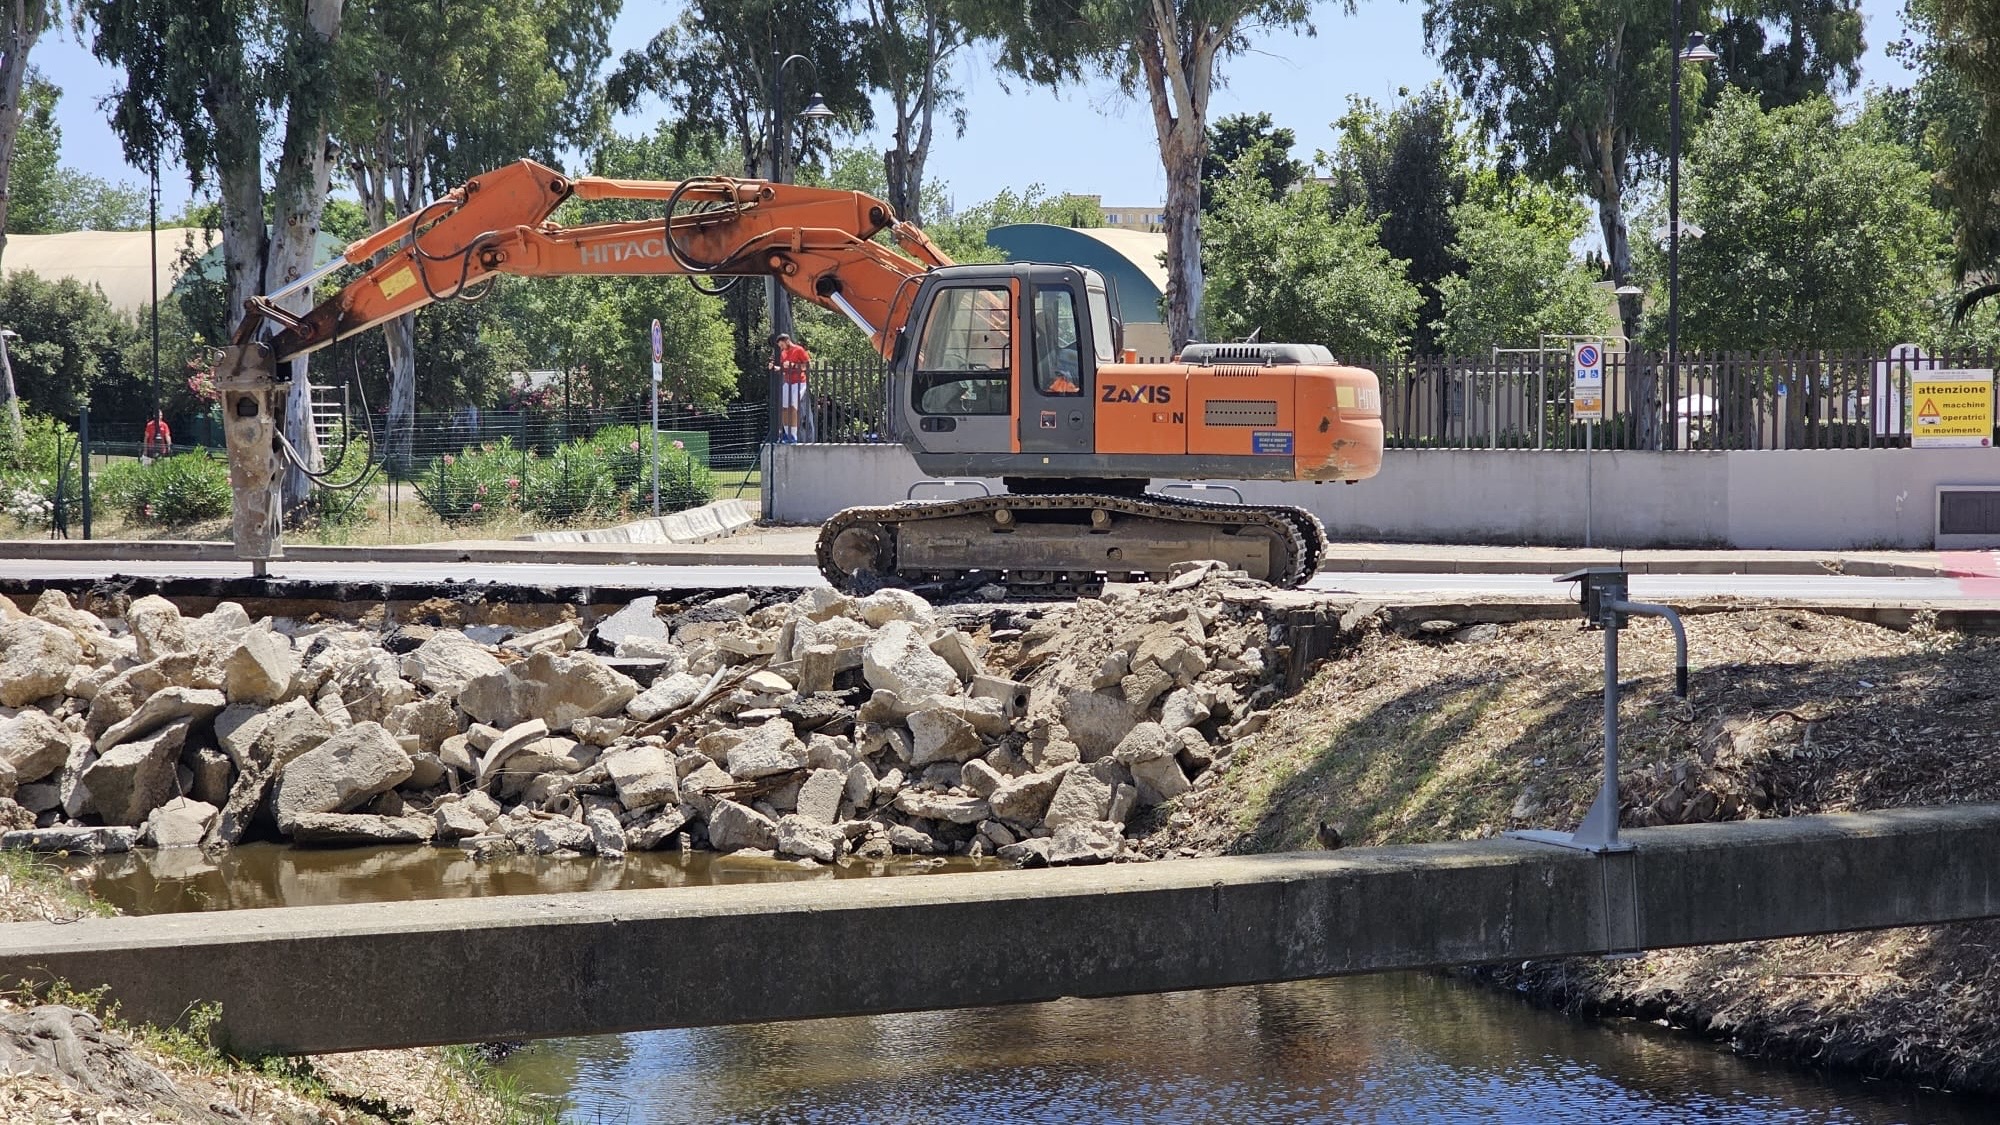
[
  {"xmin": 765, "ymin": 52, "xmax": 834, "ymax": 443},
  {"xmin": 1669, "ymin": 17, "xmax": 1718, "ymax": 447}
]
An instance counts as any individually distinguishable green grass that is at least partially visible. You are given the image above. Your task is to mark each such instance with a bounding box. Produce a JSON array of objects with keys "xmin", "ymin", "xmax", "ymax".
[
  {"xmin": 0, "ymin": 849, "xmax": 117, "ymax": 920},
  {"xmin": 438, "ymin": 1045, "xmax": 565, "ymax": 1125}
]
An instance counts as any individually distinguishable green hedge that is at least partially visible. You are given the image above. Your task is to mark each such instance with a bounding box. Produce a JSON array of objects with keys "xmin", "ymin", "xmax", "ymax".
[
  {"xmin": 410, "ymin": 428, "xmax": 715, "ymax": 526},
  {"xmin": 123, "ymin": 453, "xmax": 232, "ymax": 525}
]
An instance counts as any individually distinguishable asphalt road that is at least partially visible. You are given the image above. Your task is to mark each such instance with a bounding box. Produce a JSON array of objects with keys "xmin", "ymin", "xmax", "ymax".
[{"xmin": 0, "ymin": 558, "xmax": 1991, "ymax": 604}]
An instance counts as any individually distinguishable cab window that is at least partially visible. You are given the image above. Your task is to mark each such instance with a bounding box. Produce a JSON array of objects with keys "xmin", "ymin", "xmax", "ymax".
[
  {"xmin": 1084, "ymin": 275, "xmax": 1116, "ymax": 361},
  {"xmin": 1033, "ymin": 286, "xmax": 1084, "ymax": 396},
  {"xmin": 913, "ymin": 286, "xmax": 1010, "ymax": 415}
]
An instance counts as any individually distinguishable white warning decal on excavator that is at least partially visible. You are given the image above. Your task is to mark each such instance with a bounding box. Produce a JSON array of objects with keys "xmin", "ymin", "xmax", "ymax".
[
  {"xmin": 1252, "ymin": 430, "xmax": 1294, "ymax": 455},
  {"xmin": 380, "ymin": 267, "xmax": 418, "ymax": 300}
]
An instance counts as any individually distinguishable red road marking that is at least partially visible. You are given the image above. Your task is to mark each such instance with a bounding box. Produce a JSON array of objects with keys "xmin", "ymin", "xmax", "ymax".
[{"xmin": 1941, "ymin": 550, "xmax": 2000, "ymax": 598}]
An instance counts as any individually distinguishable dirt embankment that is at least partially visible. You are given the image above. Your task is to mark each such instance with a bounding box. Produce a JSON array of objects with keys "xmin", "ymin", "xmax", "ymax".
[
  {"xmin": 1144, "ymin": 607, "xmax": 2000, "ymax": 1093},
  {"xmin": 0, "ymin": 853, "xmax": 546, "ymax": 1124}
]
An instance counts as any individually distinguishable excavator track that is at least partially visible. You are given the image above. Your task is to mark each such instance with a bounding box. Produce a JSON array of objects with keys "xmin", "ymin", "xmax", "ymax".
[{"xmin": 817, "ymin": 491, "xmax": 1327, "ymax": 596}]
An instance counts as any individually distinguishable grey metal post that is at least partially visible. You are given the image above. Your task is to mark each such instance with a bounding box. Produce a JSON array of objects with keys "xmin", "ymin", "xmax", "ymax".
[
  {"xmin": 1585, "ymin": 421, "xmax": 1594, "ymax": 548},
  {"xmin": 1510, "ymin": 569, "xmax": 1689, "ymax": 854},
  {"xmin": 79, "ymin": 408, "xmax": 90, "ymax": 539}
]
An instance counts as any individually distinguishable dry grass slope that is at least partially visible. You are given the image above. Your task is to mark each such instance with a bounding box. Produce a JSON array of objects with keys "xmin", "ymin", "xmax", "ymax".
[{"xmin": 1148, "ymin": 608, "xmax": 2000, "ymax": 1093}]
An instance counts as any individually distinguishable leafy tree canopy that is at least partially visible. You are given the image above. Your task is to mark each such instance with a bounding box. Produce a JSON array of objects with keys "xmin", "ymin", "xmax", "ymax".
[
  {"xmin": 9, "ymin": 75, "xmax": 146, "ymax": 233},
  {"xmin": 1327, "ymin": 84, "xmax": 1472, "ymax": 353},
  {"xmin": 1204, "ymin": 148, "xmax": 1422, "ymax": 358},
  {"xmin": 1434, "ymin": 176, "xmax": 1611, "ymax": 355},
  {"xmin": 0, "ymin": 270, "xmax": 137, "ymax": 415},
  {"xmin": 1659, "ymin": 89, "xmax": 1944, "ymax": 351},
  {"xmin": 1201, "ymin": 111, "xmax": 1305, "ymax": 211}
]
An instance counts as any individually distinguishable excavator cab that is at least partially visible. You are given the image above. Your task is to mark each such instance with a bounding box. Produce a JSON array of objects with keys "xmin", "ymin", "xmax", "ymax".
[{"xmin": 893, "ymin": 263, "xmax": 1116, "ymax": 464}]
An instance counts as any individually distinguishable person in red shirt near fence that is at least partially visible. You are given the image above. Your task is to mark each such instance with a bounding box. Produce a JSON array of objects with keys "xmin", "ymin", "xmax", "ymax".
[
  {"xmin": 770, "ymin": 333, "xmax": 810, "ymax": 444},
  {"xmin": 141, "ymin": 410, "xmax": 172, "ymax": 463}
]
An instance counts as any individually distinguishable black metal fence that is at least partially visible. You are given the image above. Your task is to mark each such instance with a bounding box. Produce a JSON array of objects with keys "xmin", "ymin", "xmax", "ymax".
[
  {"xmin": 1343, "ymin": 348, "xmax": 2000, "ymax": 451},
  {"xmin": 793, "ymin": 349, "xmax": 2000, "ymax": 452}
]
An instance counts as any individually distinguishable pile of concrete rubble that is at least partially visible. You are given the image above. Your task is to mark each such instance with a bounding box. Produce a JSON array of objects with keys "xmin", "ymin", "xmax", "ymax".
[{"xmin": 0, "ymin": 564, "xmax": 1287, "ymax": 867}]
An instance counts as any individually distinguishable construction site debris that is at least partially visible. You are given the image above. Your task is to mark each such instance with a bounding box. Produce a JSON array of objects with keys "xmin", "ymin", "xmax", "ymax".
[{"xmin": 0, "ymin": 569, "xmax": 1324, "ymax": 866}]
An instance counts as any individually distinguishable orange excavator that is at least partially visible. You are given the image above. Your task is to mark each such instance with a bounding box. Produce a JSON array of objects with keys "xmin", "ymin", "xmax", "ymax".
[{"xmin": 216, "ymin": 158, "xmax": 1383, "ymax": 591}]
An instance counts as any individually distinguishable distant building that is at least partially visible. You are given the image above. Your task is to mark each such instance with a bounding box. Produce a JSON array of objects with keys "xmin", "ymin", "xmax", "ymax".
[
  {"xmin": 986, "ymin": 223, "xmax": 1172, "ymax": 358},
  {"xmin": 1076, "ymin": 195, "xmax": 1166, "ymax": 233},
  {"xmin": 1, "ymin": 226, "xmax": 348, "ymax": 317},
  {"xmin": 1, "ymin": 228, "xmax": 214, "ymax": 315}
]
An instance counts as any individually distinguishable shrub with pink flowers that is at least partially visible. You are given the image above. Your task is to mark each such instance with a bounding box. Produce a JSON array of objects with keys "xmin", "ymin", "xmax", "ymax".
[
  {"xmin": 412, "ymin": 425, "xmax": 714, "ymax": 525},
  {"xmin": 411, "ymin": 438, "xmax": 528, "ymax": 524},
  {"xmin": 586, "ymin": 424, "xmax": 713, "ymax": 511}
]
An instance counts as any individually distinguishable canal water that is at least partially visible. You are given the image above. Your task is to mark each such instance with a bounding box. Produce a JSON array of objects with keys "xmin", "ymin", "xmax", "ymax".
[{"xmin": 66, "ymin": 846, "xmax": 2000, "ymax": 1124}]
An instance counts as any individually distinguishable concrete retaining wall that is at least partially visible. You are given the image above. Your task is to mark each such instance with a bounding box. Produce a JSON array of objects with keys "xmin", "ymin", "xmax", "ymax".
[
  {"xmin": 5, "ymin": 804, "xmax": 1999, "ymax": 1053},
  {"xmin": 769, "ymin": 444, "xmax": 2000, "ymax": 549}
]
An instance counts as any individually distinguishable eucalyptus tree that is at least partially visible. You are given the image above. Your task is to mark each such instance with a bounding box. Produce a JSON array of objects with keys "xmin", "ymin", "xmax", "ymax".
[
  {"xmin": 334, "ymin": 0, "xmax": 615, "ymax": 470},
  {"xmin": 968, "ymin": 0, "xmax": 1319, "ymax": 350},
  {"xmin": 87, "ymin": 0, "xmax": 343, "ymax": 510}
]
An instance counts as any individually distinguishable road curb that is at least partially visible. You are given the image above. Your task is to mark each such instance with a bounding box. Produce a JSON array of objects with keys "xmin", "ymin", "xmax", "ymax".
[{"xmin": 0, "ymin": 540, "xmax": 1953, "ymax": 578}]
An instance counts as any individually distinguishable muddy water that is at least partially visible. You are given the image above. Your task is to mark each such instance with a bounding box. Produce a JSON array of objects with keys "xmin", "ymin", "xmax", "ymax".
[
  {"xmin": 61, "ymin": 842, "xmax": 991, "ymax": 915},
  {"xmin": 500, "ymin": 975, "xmax": 1997, "ymax": 1125},
  {"xmin": 69, "ymin": 849, "xmax": 2000, "ymax": 1124}
]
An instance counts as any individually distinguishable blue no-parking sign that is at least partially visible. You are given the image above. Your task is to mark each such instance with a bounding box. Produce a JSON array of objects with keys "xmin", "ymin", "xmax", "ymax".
[{"xmin": 1572, "ymin": 342, "xmax": 1605, "ymax": 421}]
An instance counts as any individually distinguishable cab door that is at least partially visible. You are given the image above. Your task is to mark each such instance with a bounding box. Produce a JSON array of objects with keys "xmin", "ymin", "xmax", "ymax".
[{"xmin": 1018, "ymin": 267, "xmax": 1096, "ymax": 455}]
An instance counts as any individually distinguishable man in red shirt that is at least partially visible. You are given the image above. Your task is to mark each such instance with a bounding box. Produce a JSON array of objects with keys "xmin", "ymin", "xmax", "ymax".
[
  {"xmin": 141, "ymin": 410, "xmax": 172, "ymax": 463},
  {"xmin": 770, "ymin": 332, "xmax": 811, "ymax": 443}
]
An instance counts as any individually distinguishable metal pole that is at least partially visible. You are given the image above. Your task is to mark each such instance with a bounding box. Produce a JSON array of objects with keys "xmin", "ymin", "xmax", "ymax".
[
  {"xmin": 1595, "ymin": 607, "xmax": 1621, "ymax": 845},
  {"xmin": 150, "ymin": 155, "xmax": 160, "ymax": 415},
  {"xmin": 767, "ymin": 49, "xmax": 785, "ymax": 445},
  {"xmin": 651, "ymin": 383, "xmax": 661, "ymax": 517},
  {"xmin": 1668, "ymin": 0, "xmax": 1683, "ymax": 452},
  {"xmin": 1585, "ymin": 421, "xmax": 1594, "ymax": 548},
  {"xmin": 79, "ymin": 408, "xmax": 90, "ymax": 540}
]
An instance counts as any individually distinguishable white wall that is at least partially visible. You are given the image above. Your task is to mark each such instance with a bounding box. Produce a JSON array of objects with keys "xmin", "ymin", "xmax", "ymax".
[{"xmin": 768, "ymin": 444, "xmax": 2000, "ymax": 549}]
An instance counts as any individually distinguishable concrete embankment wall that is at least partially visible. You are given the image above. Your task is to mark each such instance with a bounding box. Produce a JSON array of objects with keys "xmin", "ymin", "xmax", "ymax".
[{"xmin": 769, "ymin": 444, "xmax": 2000, "ymax": 550}]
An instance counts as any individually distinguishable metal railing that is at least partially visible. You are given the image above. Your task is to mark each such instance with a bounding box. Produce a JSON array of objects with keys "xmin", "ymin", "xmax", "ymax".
[
  {"xmin": 1345, "ymin": 348, "xmax": 2000, "ymax": 452},
  {"xmin": 311, "ymin": 347, "xmax": 2000, "ymax": 463}
]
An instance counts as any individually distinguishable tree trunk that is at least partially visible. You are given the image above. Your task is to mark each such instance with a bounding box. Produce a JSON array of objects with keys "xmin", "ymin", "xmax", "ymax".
[
  {"xmin": 1160, "ymin": 153, "xmax": 1204, "ymax": 348},
  {"xmin": 1135, "ymin": 2, "xmax": 1217, "ymax": 352},
  {"xmin": 0, "ymin": 2, "xmax": 37, "ymax": 453},
  {"xmin": 384, "ymin": 312, "xmax": 417, "ymax": 471},
  {"xmin": 216, "ymin": 159, "xmax": 265, "ymax": 340},
  {"xmin": 874, "ymin": 0, "xmax": 949, "ymax": 226},
  {"xmin": 266, "ymin": 0, "xmax": 343, "ymax": 514}
]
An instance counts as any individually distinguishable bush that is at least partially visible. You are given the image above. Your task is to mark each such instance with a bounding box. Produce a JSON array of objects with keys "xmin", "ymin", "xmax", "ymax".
[
  {"xmin": 408, "ymin": 427, "xmax": 714, "ymax": 527},
  {"xmin": 588, "ymin": 424, "xmax": 715, "ymax": 512},
  {"xmin": 91, "ymin": 458, "xmax": 145, "ymax": 511},
  {"xmin": 0, "ymin": 414, "xmax": 81, "ymax": 530},
  {"xmin": 125, "ymin": 453, "xmax": 231, "ymax": 525},
  {"xmin": 411, "ymin": 439, "xmax": 526, "ymax": 525},
  {"xmin": 525, "ymin": 442, "xmax": 617, "ymax": 522}
]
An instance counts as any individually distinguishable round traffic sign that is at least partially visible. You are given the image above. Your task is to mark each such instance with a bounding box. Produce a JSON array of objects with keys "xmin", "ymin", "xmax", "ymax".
[
  {"xmin": 1576, "ymin": 344, "xmax": 1600, "ymax": 368},
  {"xmin": 650, "ymin": 318, "xmax": 663, "ymax": 362}
]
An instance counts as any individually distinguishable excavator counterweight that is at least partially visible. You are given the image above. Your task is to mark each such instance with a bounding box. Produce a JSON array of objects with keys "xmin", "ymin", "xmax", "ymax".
[{"xmin": 223, "ymin": 159, "xmax": 1382, "ymax": 592}]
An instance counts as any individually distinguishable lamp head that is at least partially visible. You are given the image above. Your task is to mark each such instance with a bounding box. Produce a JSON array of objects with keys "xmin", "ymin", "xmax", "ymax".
[
  {"xmin": 798, "ymin": 93, "xmax": 835, "ymax": 121},
  {"xmin": 1680, "ymin": 31, "xmax": 1719, "ymax": 64}
]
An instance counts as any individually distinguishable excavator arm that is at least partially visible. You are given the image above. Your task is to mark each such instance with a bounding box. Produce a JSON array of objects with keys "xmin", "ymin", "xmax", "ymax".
[
  {"xmin": 236, "ymin": 158, "xmax": 951, "ymax": 361},
  {"xmin": 217, "ymin": 157, "xmax": 951, "ymax": 567}
]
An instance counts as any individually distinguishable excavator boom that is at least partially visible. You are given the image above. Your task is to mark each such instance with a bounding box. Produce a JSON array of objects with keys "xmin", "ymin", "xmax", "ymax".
[{"xmin": 237, "ymin": 159, "xmax": 948, "ymax": 361}]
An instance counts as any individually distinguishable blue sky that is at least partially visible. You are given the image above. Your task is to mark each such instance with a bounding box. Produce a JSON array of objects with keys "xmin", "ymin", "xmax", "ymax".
[{"xmin": 34, "ymin": 0, "xmax": 1920, "ymax": 218}]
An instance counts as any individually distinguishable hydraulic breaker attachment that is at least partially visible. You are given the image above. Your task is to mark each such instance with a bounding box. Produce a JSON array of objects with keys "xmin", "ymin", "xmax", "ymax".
[{"xmin": 213, "ymin": 343, "xmax": 288, "ymax": 571}]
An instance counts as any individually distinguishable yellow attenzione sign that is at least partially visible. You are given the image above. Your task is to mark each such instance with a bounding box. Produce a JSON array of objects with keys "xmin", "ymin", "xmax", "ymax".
[{"xmin": 1911, "ymin": 369, "xmax": 1995, "ymax": 447}]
